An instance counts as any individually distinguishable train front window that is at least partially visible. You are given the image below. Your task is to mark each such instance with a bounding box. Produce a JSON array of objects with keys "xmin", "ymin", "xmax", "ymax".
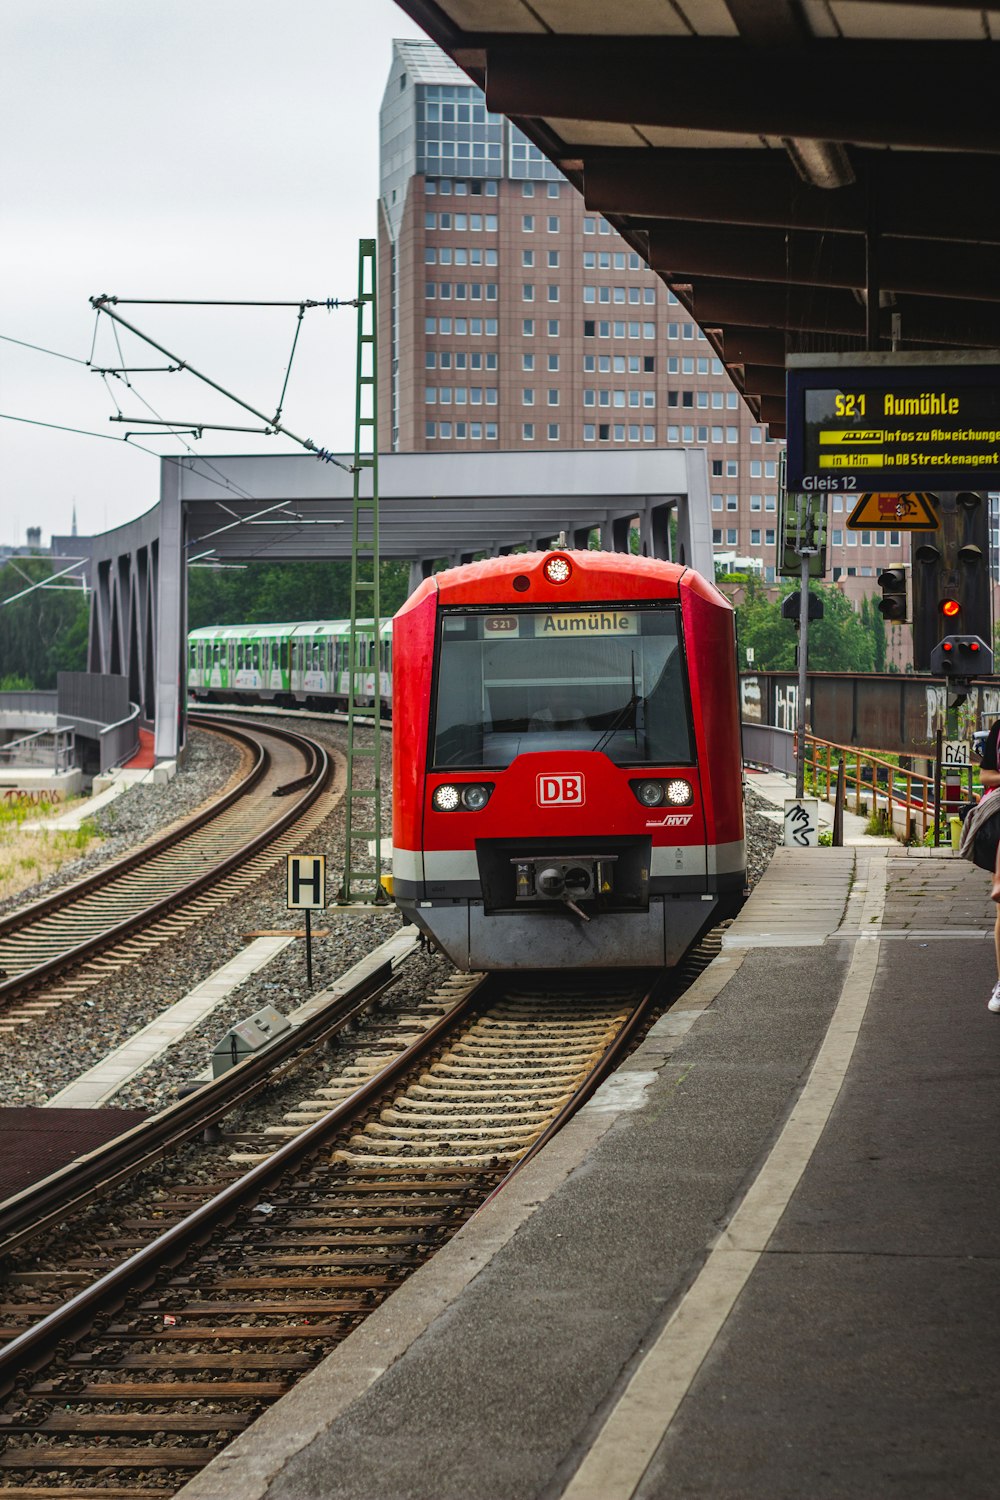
[{"xmin": 432, "ymin": 606, "xmax": 692, "ymax": 768}]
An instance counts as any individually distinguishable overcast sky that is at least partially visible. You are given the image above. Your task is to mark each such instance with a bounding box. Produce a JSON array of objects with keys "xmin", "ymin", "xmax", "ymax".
[{"xmin": 0, "ymin": 0, "xmax": 426, "ymax": 550}]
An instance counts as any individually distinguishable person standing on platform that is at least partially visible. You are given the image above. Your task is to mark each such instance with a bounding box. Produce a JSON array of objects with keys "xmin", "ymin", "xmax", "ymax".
[{"xmin": 978, "ymin": 720, "xmax": 1000, "ymax": 1011}]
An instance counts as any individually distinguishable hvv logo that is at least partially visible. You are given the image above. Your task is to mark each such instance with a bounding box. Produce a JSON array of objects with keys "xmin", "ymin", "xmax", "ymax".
[{"xmin": 537, "ymin": 773, "xmax": 585, "ymax": 807}]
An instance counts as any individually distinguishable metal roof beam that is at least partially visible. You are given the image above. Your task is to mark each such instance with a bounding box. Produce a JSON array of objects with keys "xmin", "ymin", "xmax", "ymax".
[
  {"xmin": 484, "ymin": 39, "xmax": 1000, "ymax": 153},
  {"xmin": 691, "ymin": 280, "xmax": 1000, "ymax": 347},
  {"xmin": 646, "ymin": 222, "xmax": 1000, "ymax": 303},
  {"xmin": 582, "ymin": 151, "xmax": 1000, "ymax": 245}
]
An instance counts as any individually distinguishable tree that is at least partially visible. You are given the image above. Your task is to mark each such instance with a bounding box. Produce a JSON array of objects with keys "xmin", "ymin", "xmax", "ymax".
[
  {"xmin": 860, "ymin": 593, "xmax": 887, "ymax": 673},
  {"xmin": 0, "ymin": 560, "xmax": 88, "ymax": 687},
  {"xmin": 186, "ymin": 559, "xmax": 411, "ymax": 630},
  {"xmin": 735, "ymin": 576, "xmax": 876, "ymax": 673}
]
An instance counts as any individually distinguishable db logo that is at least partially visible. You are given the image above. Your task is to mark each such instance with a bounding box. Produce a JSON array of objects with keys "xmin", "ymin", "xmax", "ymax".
[{"xmin": 537, "ymin": 773, "xmax": 585, "ymax": 807}]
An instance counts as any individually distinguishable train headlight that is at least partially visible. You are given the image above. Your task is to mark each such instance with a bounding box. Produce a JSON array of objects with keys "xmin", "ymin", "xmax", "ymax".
[
  {"xmin": 666, "ymin": 778, "xmax": 694, "ymax": 805},
  {"xmin": 543, "ymin": 554, "xmax": 573, "ymax": 584},
  {"xmin": 433, "ymin": 783, "xmax": 494, "ymax": 811},
  {"xmin": 635, "ymin": 780, "xmax": 666, "ymax": 807}
]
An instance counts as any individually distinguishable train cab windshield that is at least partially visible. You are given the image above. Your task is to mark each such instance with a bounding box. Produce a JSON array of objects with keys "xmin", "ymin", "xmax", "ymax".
[{"xmin": 432, "ymin": 605, "xmax": 693, "ymax": 768}]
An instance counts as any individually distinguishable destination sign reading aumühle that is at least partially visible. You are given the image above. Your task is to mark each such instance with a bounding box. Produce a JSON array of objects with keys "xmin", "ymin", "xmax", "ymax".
[{"xmin": 786, "ymin": 356, "xmax": 1000, "ymax": 495}]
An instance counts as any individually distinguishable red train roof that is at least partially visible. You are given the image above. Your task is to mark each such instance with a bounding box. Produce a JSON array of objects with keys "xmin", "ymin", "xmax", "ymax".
[{"xmin": 396, "ymin": 550, "xmax": 731, "ymax": 617}]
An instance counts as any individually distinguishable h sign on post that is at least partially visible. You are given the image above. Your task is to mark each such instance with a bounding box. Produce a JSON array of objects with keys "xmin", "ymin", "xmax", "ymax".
[
  {"xmin": 287, "ymin": 855, "xmax": 326, "ymax": 910},
  {"xmin": 286, "ymin": 855, "xmax": 326, "ymax": 991}
]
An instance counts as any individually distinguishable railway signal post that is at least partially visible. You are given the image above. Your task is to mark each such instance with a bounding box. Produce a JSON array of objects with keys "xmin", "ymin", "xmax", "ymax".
[
  {"xmin": 287, "ymin": 854, "xmax": 326, "ymax": 990},
  {"xmin": 780, "ymin": 476, "xmax": 827, "ymax": 798}
]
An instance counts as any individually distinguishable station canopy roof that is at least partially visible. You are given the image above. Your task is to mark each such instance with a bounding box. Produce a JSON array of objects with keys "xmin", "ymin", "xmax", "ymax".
[{"xmin": 394, "ymin": 0, "xmax": 1000, "ymax": 436}]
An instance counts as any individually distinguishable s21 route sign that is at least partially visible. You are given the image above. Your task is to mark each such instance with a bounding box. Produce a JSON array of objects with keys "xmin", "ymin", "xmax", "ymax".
[{"xmin": 785, "ymin": 352, "xmax": 1000, "ymax": 495}]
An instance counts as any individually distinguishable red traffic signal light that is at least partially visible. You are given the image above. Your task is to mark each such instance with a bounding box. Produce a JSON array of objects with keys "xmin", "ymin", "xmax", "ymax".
[
  {"xmin": 930, "ymin": 634, "xmax": 993, "ymax": 676},
  {"xmin": 940, "ymin": 598, "xmax": 961, "ymax": 618}
]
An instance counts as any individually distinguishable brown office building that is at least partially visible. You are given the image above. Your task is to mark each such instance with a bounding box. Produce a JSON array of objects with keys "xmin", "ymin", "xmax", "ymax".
[{"xmin": 378, "ymin": 39, "xmax": 914, "ymax": 598}]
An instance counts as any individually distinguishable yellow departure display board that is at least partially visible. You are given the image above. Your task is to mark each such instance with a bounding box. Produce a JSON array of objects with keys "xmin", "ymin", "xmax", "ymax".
[{"xmin": 786, "ymin": 353, "xmax": 1000, "ymax": 495}]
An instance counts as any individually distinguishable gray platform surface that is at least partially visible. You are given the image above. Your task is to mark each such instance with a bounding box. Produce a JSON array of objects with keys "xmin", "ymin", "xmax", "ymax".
[{"xmin": 179, "ymin": 847, "xmax": 1000, "ymax": 1500}]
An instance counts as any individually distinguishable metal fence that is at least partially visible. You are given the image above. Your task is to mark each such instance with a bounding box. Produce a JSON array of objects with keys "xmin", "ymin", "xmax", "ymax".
[
  {"xmin": 0, "ymin": 691, "xmax": 57, "ymax": 718},
  {"xmin": 98, "ymin": 703, "xmax": 141, "ymax": 773},
  {"xmin": 0, "ymin": 727, "xmax": 75, "ymax": 772},
  {"xmin": 741, "ymin": 722, "xmax": 796, "ymax": 777},
  {"xmin": 57, "ymin": 672, "xmax": 130, "ymax": 726}
]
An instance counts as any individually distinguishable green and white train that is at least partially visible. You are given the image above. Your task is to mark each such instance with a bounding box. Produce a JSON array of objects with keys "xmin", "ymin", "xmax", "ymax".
[{"xmin": 187, "ymin": 620, "xmax": 393, "ymax": 710}]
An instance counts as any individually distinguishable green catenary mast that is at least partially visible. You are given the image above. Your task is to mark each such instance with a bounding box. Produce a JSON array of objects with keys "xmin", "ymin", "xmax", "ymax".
[{"xmin": 340, "ymin": 239, "xmax": 384, "ymax": 903}]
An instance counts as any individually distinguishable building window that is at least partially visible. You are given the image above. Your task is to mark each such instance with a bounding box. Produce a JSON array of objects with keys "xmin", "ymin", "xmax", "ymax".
[
  {"xmin": 522, "ymin": 250, "xmax": 535, "ymax": 267},
  {"xmin": 548, "ymin": 354, "xmax": 560, "ymax": 371},
  {"xmin": 584, "ymin": 320, "xmax": 595, "ymax": 338},
  {"xmin": 522, "ymin": 388, "xmax": 535, "ymax": 405},
  {"xmin": 547, "ymin": 320, "xmax": 560, "ymax": 336},
  {"xmin": 750, "ymin": 427, "xmax": 762, "ymax": 443},
  {"xmin": 583, "ymin": 217, "xmax": 596, "ymax": 234},
  {"xmin": 547, "ymin": 285, "xmax": 560, "ymax": 302},
  {"xmin": 726, "ymin": 528, "xmax": 737, "ymax": 545},
  {"xmin": 726, "ymin": 461, "xmax": 738, "ymax": 478},
  {"xmin": 522, "ymin": 215, "xmax": 534, "ymax": 231},
  {"xmin": 584, "ymin": 423, "xmax": 596, "ymax": 441},
  {"xmin": 523, "ymin": 319, "xmax": 535, "ymax": 335},
  {"xmin": 547, "ymin": 250, "xmax": 560, "ymax": 267},
  {"xmin": 726, "ymin": 495, "xmax": 738, "ymax": 510},
  {"xmin": 547, "ymin": 389, "xmax": 560, "ymax": 405},
  {"xmin": 522, "ymin": 181, "xmax": 535, "ymax": 197},
  {"xmin": 523, "ymin": 423, "xmax": 535, "ymax": 440},
  {"xmin": 712, "ymin": 528, "xmax": 723, "ymax": 544},
  {"xmin": 522, "ymin": 284, "xmax": 534, "ymax": 302},
  {"xmin": 711, "ymin": 460, "xmax": 723, "ymax": 477},
  {"xmin": 833, "ymin": 530, "xmax": 844, "ymax": 545},
  {"xmin": 547, "ymin": 182, "xmax": 560, "ymax": 198},
  {"xmin": 711, "ymin": 494, "xmax": 723, "ymax": 511},
  {"xmin": 548, "ymin": 423, "xmax": 560, "ymax": 440},
  {"xmin": 523, "ymin": 354, "xmax": 535, "ymax": 371},
  {"xmin": 750, "ymin": 529, "xmax": 761, "ymax": 545},
  {"xmin": 547, "ymin": 216, "xmax": 560, "ymax": 232}
]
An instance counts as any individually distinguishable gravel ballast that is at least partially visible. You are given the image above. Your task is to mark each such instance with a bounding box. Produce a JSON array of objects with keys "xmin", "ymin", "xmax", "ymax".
[{"xmin": 0, "ymin": 717, "xmax": 783, "ymax": 1111}]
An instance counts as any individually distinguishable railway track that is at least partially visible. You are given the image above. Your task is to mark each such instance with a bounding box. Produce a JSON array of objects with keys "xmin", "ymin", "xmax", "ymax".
[
  {"xmin": 0, "ymin": 716, "xmax": 335, "ymax": 1023},
  {"xmin": 0, "ymin": 965, "xmax": 679, "ymax": 1492}
]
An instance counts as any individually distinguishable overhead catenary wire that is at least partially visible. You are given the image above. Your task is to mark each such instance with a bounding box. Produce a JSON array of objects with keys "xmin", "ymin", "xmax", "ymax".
[
  {"xmin": 90, "ymin": 295, "xmax": 356, "ymax": 473},
  {"xmin": 0, "ymin": 333, "xmax": 90, "ymax": 365}
]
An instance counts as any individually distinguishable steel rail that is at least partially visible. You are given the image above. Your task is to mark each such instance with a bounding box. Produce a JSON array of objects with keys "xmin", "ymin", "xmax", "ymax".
[
  {"xmin": 0, "ymin": 945, "xmax": 412, "ymax": 1259},
  {"xmin": 0, "ymin": 717, "xmax": 331, "ymax": 1005},
  {"xmin": 0, "ymin": 719, "xmax": 268, "ymax": 941},
  {"xmin": 478, "ymin": 977, "xmax": 661, "ymax": 1213},
  {"xmin": 0, "ymin": 975, "xmax": 496, "ymax": 1396}
]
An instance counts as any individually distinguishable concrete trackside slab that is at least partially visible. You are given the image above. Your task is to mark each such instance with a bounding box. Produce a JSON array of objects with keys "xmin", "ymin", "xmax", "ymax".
[{"xmin": 177, "ymin": 853, "xmax": 861, "ymax": 1500}]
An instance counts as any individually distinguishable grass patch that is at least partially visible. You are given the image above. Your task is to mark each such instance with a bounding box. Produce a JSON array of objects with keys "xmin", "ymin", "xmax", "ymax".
[{"xmin": 0, "ymin": 801, "xmax": 102, "ymax": 902}]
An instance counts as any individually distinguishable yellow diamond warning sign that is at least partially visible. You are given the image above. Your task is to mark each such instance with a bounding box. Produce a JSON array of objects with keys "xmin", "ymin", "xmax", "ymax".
[{"xmin": 845, "ymin": 492, "xmax": 939, "ymax": 531}]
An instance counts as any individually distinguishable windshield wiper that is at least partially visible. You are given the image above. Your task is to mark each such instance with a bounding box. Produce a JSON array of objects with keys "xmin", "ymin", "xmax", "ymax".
[{"xmin": 591, "ymin": 650, "xmax": 643, "ymax": 755}]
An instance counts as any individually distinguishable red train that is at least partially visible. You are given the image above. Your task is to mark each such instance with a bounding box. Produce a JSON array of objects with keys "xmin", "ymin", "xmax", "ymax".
[{"xmin": 391, "ymin": 550, "xmax": 746, "ymax": 970}]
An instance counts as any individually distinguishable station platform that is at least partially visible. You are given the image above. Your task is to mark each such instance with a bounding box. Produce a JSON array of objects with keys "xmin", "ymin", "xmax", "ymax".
[{"xmin": 179, "ymin": 842, "xmax": 1000, "ymax": 1500}]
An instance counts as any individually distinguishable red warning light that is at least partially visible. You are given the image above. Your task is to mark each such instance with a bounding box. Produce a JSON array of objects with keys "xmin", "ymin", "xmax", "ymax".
[
  {"xmin": 971, "ymin": 641, "xmax": 981, "ymax": 651},
  {"xmin": 940, "ymin": 598, "xmax": 961, "ymax": 617},
  {"xmin": 942, "ymin": 641, "xmax": 954, "ymax": 652}
]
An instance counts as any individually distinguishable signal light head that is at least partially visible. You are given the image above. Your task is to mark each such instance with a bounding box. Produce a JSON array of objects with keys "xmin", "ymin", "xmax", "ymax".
[
  {"xmin": 940, "ymin": 598, "xmax": 961, "ymax": 618},
  {"xmin": 543, "ymin": 554, "xmax": 573, "ymax": 585}
]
